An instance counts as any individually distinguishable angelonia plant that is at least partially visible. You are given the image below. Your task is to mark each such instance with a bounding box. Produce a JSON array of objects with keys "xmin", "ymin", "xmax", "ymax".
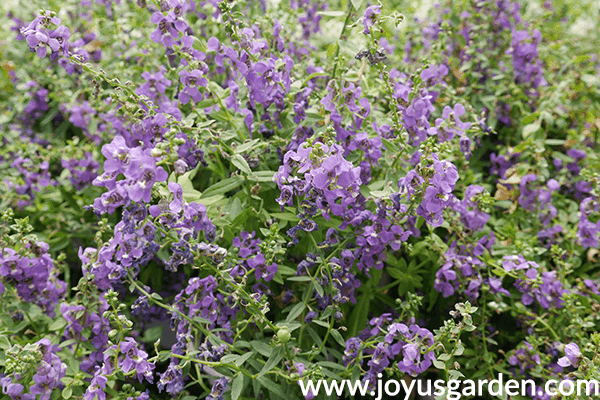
[{"xmin": 0, "ymin": 0, "xmax": 599, "ymax": 399}]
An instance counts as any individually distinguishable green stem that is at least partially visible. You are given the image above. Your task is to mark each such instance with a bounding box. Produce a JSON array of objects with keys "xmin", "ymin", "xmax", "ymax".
[{"xmin": 331, "ymin": 3, "xmax": 354, "ymax": 80}]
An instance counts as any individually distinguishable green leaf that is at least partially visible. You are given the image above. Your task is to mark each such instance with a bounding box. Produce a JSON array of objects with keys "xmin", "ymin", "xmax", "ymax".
[
  {"xmin": 62, "ymin": 387, "xmax": 72, "ymax": 399},
  {"xmin": 276, "ymin": 321, "xmax": 301, "ymax": 332},
  {"xmin": 430, "ymin": 232, "xmax": 449, "ymax": 253},
  {"xmin": 201, "ymin": 176, "xmax": 244, "ymax": 198},
  {"xmin": 142, "ymin": 325, "xmax": 163, "ymax": 343},
  {"xmin": 150, "ymin": 292, "xmax": 163, "ymax": 301},
  {"xmin": 381, "ymin": 138, "xmax": 399, "ymax": 153},
  {"xmin": 231, "ymin": 374, "xmax": 244, "ymax": 400},
  {"xmin": 231, "ymin": 154, "xmax": 252, "ymax": 175},
  {"xmin": 256, "ymin": 375, "xmax": 287, "ymax": 398},
  {"xmin": 271, "ymin": 212, "xmax": 299, "ymax": 222},
  {"xmin": 234, "ymin": 351, "xmax": 255, "ymax": 367},
  {"xmin": 234, "ymin": 139, "xmax": 261, "ymax": 154},
  {"xmin": 318, "ymin": 361, "xmax": 346, "ymax": 370},
  {"xmin": 582, "ymin": 74, "xmax": 600, "ymax": 86},
  {"xmin": 250, "ymin": 341, "xmax": 273, "ymax": 357},
  {"xmin": 351, "ymin": 0, "xmax": 364, "ymax": 10},
  {"xmin": 286, "ymin": 303, "xmax": 306, "ymax": 323},
  {"xmin": 521, "ymin": 112, "xmax": 539, "ymax": 125},
  {"xmin": 386, "ymin": 254, "xmax": 424, "ymax": 295},
  {"xmin": 219, "ymin": 354, "xmax": 240, "ymax": 364},
  {"xmin": 48, "ymin": 318, "xmax": 67, "ymax": 331},
  {"xmin": 330, "ymin": 330, "xmax": 346, "ymax": 347},
  {"xmin": 287, "ymin": 276, "xmax": 312, "ymax": 282},
  {"xmin": 258, "ymin": 346, "xmax": 284, "ymax": 378},
  {"xmin": 522, "ymin": 122, "xmax": 540, "ymax": 138},
  {"xmin": 251, "ymin": 171, "xmax": 275, "ymax": 182},
  {"xmin": 544, "ymin": 139, "xmax": 564, "ymax": 146},
  {"xmin": 313, "ymin": 280, "xmax": 325, "ymax": 298},
  {"xmin": 348, "ymin": 291, "xmax": 371, "ymax": 337},
  {"xmin": 327, "ymin": 42, "xmax": 339, "ymax": 58},
  {"xmin": 0, "ymin": 336, "xmax": 10, "ymax": 350},
  {"xmin": 318, "ymin": 10, "xmax": 346, "ymax": 17}
]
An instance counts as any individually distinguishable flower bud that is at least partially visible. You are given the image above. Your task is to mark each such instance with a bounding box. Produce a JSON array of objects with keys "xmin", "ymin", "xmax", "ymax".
[{"xmin": 277, "ymin": 328, "xmax": 291, "ymax": 343}]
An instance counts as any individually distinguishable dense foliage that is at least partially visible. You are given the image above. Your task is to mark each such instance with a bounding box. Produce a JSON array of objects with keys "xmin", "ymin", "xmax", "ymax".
[{"xmin": 1, "ymin": 0, "xmax": 599, "ymax": 399}]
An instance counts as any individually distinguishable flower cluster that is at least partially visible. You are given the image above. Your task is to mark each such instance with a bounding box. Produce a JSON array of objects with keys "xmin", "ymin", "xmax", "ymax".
[
  {"xmin": 0, "ymin": 242, "xmax": 65, "ymax": 316},
  {"xmin": 85, "ymin": 338, "xmax": 155, "ymax": 400},
  {"xmin": 1, "ymin": 338, "xmax": 66, "ymax": 400},
  {"xmin": 502, "ymin": 255, "xmax": 568, "ymax": 309},
  {"xmin": 61, "ymin": 152, "xmax": 100, "ymax": 190},
  {"xmin": 5, "ymin": 156, "xmax": 54, "ymax": 208},
  {"xmin": 274, "ymin": 140, "xmax": 363, "ymax": 242},
  {"xmin": 20, "ymin": 11, "xmax": 70, "ymax": 60},
  {"xmin": 344, "ymin": 316, "xmax": 436, "ymax": 388},
  {"xmin": 92, "ymin": 135, "xmax": 168, "ymax": 215}
]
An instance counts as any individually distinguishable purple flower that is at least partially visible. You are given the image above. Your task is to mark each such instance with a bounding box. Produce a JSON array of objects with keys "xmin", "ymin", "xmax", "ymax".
[
  {"xmin": 363, "ymin": 5, "xmax": 381, "ymax": 34},
  {"xmin": 247, "ymin": 253, "xmax": 278, "ymax": 282},
  {"xmin": 179, "ymin": 69, "xmax": 208, "ymax": 104},
  {"xmin": 304, "ymin": 310, "xmax": 317, "ymax": 323},
  {"xmin": 150, "ymin": 12, "xmax": 178, "ymax": 47},
  {"xmin": 3, "ymin": 382, "xmax": 35, "ymax": 400},
  {"xmin": 158, "ymin": 363, "xmax": 184, "ymax": 394},
  {"xmin": 21, "ymin": 12, "xmax": 69, "ymax": 60},
  {"xmin": 84, "ymin": 374, "xmax": 107, "ymax": 400},
  {"xmin": 207, "ymin": 377, "xmax": 228, "ymax": 400},
  {"xmin": 558, "ymin": 343, "xmax": 581, "ymax": 368}
]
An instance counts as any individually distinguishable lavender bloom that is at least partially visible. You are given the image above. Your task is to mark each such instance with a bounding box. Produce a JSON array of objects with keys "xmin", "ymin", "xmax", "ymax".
[
  {"xmin": 21, "ymin": 12, "xmax": 70, "ymax": 60},
  {"xmin": 362, "ymin": 5, "xmax": 381, "ymax": 34},
  {"xmin": 150, "ymin": 12, "xmax": 179, "ymax": 47},
  {"xmin": 157, "ymin": 363, "xmax": 184, "ymax": 394},
  {"xmin": 304, "ymin": 310, "xmax": 317, "ymax": 323},
  {"xmin": 557, "ymin": 343, "xmax": 581, "ymax": 368},
  {"xmin": 136, "ymin": 67, "xmax": 172, "ymax": 103},
  {"xmin": 61, "ymin": 152, "xmax": 100, "ymax": 190},
  {"xmin": 207, "ymin": 377, "xmax": 228, "ymax": 400},
  {"xmin": 578, "ymin": 197, "xmax": 600, "ymax": 248},
  {"xmin": 0, "ymin": 243, "xmax": 66, "ymax": 316},
  {"xmin": 2, "ymin": 382, "xmax": 35, "ymax": 400},
  {"xmin": 247, "ymin": 253, "xmax": 278, "ymax": 282},
  {"xmin": 508, "ymin": 341, "xmax": 541, "ymax": 374},
  {"xmin": 451, "ymin": 185, "xmax": 490, "ymax": 231},
  {"xmin": 178, "ymin": 69, "xmax": 208, "ymax": 104}
]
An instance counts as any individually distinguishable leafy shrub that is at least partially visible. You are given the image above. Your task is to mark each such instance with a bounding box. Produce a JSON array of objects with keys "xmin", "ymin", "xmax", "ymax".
[{"xmin": 1, "ymin": 0, "xmax": 599, "ymax": 399}]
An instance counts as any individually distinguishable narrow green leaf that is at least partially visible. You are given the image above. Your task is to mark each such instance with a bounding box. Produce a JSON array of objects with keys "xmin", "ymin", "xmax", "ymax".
[
  {"xmin": 234, "ymin": 351, "xmax": 255, "ymax": 367},
  {"xmin": 318, "ymin": 10, "xmax": 346, "ymax": 17},
  {"xmin": 258, "ymin": 346, "xmax": 284, "ymax": 378},
  {"xmin": 329, "ymin": 330, "xmax": 346, "ymax": 347},
  {"xmin": 250, "ymin": 341, "xmax": 273, "ymax": 357},
  {"xmin": 234, "ymin": 139, "xmax": 261, "ymax": 154},
  {"xmin": 219, "ymin": 354, "xmax": 240, "ymax": 364},
  {"xmin": 327, "ymin": 42, "xmax": 339, "ymax": 58},
  {"xmin": 256, "ymin": 375, "xmax": 287, "ymax": 398},
  {"xmin": 231, "ymin": 374, "xmax": 244, "ymax": 400},
  {"xmin": 286, "ymin": 303, "xmax": 306, "ymax": 322},
  {"xmin": 313, "ymin": 280, "xmax": 324, "ymax": 298},
  {"xmin": 201, "ymin": 176, "xmax": 244, "ymax": 198},
  {"xmin": 348, "ymin": 292, "xmax": 371, "ymax": 337},
  {"xmin": 150, "ymin": 292, "xmax": 163, "ymax": 301},
  {"xmin": 251, "ymin": 170, "xmax": 275, "ymax": 182},
  {"xmin": 231, "ymin": 154, "xmax": 252, "ymax": 175}
]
